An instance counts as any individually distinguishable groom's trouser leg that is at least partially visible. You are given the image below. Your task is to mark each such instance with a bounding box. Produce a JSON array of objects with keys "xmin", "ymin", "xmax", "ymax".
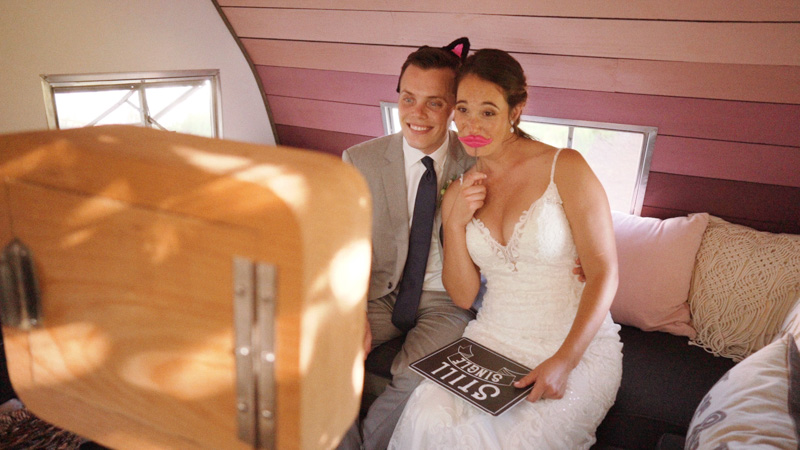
[
  {"xmin": 361, "ymin": 289, "xmax": 474, "ymax": 450},
  {"xmin": 336, "ymin": 292, "xmax": 403, "ymax": 450}
]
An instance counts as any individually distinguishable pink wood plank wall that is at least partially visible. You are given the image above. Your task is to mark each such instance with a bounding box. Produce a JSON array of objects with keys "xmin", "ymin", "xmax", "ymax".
[{"xmin": 215, "ymin": 1, "xmax": 800, "ymax": 234}]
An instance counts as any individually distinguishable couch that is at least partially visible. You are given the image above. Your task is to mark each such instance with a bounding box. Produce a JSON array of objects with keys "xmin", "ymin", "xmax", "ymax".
[{"xmin": 364, "ymin": 212, "xmax": 800, "ymax": 449}]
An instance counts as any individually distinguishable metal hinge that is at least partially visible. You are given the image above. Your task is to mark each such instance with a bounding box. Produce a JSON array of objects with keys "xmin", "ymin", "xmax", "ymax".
[
  {"xmin": 0, "ymin": 239, "xmax": 42, "ymax": 330},
  {"xmin": 233, "ymin": 257, "xmax": 277, "ymax": 449}
]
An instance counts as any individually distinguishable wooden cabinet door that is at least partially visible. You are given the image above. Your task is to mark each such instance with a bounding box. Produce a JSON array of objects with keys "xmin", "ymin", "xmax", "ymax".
[
  {"xmin": 3, "ymin": 179, "xmax": 255, "ymax": 449},
  {"xmin": 0, "ymin": 125, "xmax": 371, "ymax": 449}
]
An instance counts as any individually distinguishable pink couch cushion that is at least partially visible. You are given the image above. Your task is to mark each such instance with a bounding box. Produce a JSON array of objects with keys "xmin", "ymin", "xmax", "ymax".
[{"xmin": 610, "ymin": 211, "xmax": 709, "ymax": 337}]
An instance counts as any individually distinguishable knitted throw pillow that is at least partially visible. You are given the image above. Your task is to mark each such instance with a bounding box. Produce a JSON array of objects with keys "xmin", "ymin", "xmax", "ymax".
[{"xmin": 688, "ymin": 216, "xmax": 800, "ymax": 361}]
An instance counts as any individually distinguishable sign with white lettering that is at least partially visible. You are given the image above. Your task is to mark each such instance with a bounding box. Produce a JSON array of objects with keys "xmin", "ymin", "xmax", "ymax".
[{"xmin": 410, "ymin": 337, "xmax": 533, "ymax": 416}]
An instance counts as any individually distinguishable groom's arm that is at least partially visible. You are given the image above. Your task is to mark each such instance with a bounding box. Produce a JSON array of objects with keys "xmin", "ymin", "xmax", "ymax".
[{"xmin": 342, "ymin": 147, "xmax": 373, "ymax": 357}]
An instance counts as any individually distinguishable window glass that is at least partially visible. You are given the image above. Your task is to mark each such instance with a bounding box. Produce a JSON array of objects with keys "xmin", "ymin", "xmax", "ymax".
[
  {"xmin": 571, "ymin": 127, "xmax": 645, "ymax": 213},
  {"xmin": 520, "ymin": 116, "xmax": 656, "ymax": 214},
  {"xmin": 145, "ymin": 81, "xmax": 214, "ymax": 137},
  {"xmin": 518, "ymin": 121, "xmax": 569, "ymax": 149},
  {"xmin": 43, "ymin": 71, "xmax": 220, "ymax": 138},
  {"xmin": 54, "ymin": 88, "xmax": 141, "ymax": 129}
]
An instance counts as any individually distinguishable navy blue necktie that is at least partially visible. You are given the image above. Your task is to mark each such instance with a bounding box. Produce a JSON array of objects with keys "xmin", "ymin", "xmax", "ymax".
[{"xmin": 392, "ymin": 156, "xmax": 437, "ymax": 331}]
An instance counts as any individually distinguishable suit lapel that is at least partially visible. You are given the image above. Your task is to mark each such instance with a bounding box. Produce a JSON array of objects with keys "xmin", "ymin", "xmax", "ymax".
[{"xmin": 380, "ymin": 134, "xmax": 410, "ymax": 240}]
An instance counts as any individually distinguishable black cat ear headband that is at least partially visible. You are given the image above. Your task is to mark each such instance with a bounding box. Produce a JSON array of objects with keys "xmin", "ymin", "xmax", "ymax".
[
  {"xmin": 396, "ymin": 37, "xmax": 471, "ymax": 93},
  {"xmin": 443, "ymin": 37, "xmax": 470, "ymax": 63}
]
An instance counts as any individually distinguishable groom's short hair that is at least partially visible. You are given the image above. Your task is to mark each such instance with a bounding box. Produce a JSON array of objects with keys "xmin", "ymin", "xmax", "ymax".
[{"xmin": 396, "ymin": 46, "xmax": 461, "ymax": 93}]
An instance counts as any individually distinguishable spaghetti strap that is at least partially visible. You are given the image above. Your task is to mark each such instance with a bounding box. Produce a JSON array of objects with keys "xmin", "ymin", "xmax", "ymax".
[{"xmin": 550, "ymin": 148, "xmax": 564, "ymax": 183}]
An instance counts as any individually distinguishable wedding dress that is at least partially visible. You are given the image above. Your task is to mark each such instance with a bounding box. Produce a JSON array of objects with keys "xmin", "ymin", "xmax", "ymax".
[{"xmin": 389, "ymin": 149, "xmax": 623, "ymax": 449}]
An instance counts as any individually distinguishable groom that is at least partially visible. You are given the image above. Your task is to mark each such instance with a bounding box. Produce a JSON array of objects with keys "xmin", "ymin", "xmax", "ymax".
[{"xmin": 338, "ymin": 38, "xmax": 476, "ymax": 450}]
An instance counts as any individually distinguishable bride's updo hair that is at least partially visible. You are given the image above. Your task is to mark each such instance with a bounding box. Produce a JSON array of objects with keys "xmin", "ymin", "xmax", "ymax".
[{"xmin": 456, "ymin": 49, "xmax": 533, "ymax": 139}]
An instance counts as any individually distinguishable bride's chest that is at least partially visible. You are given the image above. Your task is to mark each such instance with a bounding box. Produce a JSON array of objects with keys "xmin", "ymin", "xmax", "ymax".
[{"xmin": 467, "ymin": 199, "xmax": 577, "ymax": 271}]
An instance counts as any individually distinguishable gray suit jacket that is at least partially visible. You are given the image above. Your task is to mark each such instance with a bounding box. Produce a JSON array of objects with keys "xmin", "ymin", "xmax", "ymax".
[{"xmin": 343, "ymin": 130, "xmax": 475, "ymax": 301}]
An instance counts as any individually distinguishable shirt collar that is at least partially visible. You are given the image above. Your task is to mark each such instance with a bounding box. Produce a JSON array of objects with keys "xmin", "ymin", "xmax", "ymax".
[{"xmin": 402, "ymin": 133, "xmax": 449, "ymax": 171}]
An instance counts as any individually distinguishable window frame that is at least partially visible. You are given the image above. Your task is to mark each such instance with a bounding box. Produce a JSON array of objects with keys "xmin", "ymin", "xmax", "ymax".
[
  {"xmin": 380, "ymin": 101, "xmax": 400, "ymax": 135},
  {"xmin": 41, "ymin": 69, "xmax": 222, "ymax": 138}
]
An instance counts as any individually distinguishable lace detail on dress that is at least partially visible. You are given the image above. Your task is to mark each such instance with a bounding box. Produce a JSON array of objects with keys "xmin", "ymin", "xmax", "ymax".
[{"xmin": 470, "ymin": 183, "xmax": 560, "ymax": 273}]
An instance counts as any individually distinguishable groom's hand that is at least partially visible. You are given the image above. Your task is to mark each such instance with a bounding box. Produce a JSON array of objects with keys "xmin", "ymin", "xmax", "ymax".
[{"xmin": 573, "ymin": 258, "xmax": 586, "ymax": 282}]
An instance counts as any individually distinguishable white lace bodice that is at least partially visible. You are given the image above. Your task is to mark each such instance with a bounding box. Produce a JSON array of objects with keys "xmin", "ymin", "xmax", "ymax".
[
  {"xmin": 469, "ymin": 181, "xmax": 576, "ymax": 274},
  {"xmin": 462, "ymin": 150, "xmax": 594, "ymax": 362}
]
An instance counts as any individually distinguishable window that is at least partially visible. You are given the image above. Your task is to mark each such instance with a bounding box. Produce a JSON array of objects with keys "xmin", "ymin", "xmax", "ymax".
[
  {"xmin": 380, "ymin": 103, "xmax": 656, "ymax": 214},
  {"xmin": 42, "ymin": 70, "xmax": 221, "ymax": 138},
  {"xmin": 518, "ymin": 116, "xmax": 656, "ymax": 215}
]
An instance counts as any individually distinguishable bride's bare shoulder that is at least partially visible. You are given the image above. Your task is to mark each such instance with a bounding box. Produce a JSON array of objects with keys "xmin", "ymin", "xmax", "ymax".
[
  {"xmin": 518, "ymin": 138, "xmax": 560, "ymax": 165},
  {"xmin": 553, "ymin": 147, "xmax": 589, "ymax": 171}
]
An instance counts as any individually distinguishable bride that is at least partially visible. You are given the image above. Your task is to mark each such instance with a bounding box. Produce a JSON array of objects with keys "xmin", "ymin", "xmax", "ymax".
[{"xmin": 389, "ymin": 49, "xmax": 623, "ymax": 449}]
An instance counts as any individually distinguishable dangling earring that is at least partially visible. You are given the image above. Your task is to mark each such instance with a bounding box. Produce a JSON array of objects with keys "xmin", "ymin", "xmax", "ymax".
[{"xmin": 510, "ymin": 121, "xmax": 514, "ymax": 134}]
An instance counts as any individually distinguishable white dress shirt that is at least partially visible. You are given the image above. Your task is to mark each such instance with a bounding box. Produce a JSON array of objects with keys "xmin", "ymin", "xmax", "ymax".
[{"xmin": 402, "ymin": 135, "xmax": 449, "ymax": 292}]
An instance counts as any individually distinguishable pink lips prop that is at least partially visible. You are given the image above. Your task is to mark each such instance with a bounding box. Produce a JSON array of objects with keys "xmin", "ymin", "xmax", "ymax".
[{"xmin": 459, "ymin": 135, "xmax": 493, "ymax": 148}]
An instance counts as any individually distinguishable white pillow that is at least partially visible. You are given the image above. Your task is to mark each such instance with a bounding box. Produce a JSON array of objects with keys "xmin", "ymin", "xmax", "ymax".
[
  {"xmin": 780, "ymin": 297, "xmax": 800, "ymax": 341},
  {"xmin": 685, "ymin": 333, "xmax": 800, "ymax": 448}
]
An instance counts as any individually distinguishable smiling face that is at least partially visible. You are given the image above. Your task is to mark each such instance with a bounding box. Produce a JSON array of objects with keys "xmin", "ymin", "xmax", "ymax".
[
  {"xmin": 454, "ymin": 74, "xmax": 522, "ymax": 157},
  {"xmin": 397, "ymin": 65, "xmax": 456, "ymax": 154}
]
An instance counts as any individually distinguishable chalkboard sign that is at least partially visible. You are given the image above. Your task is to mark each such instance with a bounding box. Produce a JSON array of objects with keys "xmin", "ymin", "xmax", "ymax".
[{"xmin": 410, "ymin": 337, "xmax": 533, "ymax": 416}]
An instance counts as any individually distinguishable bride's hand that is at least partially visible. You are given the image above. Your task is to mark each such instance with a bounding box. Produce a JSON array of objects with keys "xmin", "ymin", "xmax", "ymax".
[
  {"xmin": 444, "ymin": 171, "xmax": 487, "ymax": 228},
  {"xmin": 514, "ymin": 354, "xmax": 573, "ymax": 402}
]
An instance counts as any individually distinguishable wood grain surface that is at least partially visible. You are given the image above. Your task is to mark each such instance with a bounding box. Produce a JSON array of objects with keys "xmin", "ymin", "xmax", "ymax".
[{"xmin": 0, "ymin": 125, "xmax": 371, "ymax": 449}]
